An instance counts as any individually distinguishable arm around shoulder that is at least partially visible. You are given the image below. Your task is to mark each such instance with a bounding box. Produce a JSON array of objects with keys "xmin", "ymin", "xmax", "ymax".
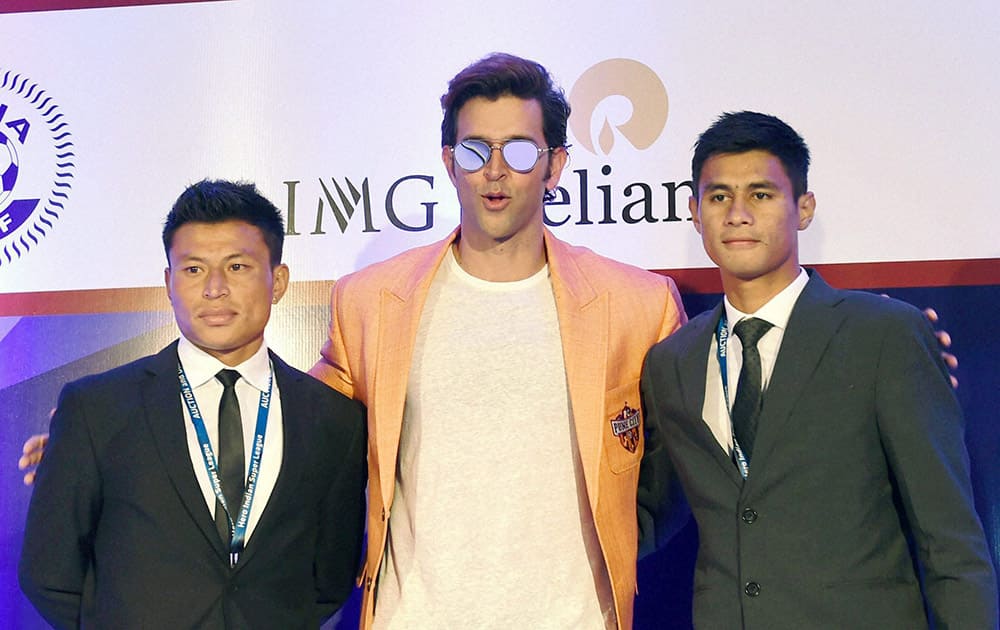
[
  {"xmin": 657, "ymin": 274, "xmax": 688, "ymax": 341},
  {"xmin": 18, "ymin": 381, "xmax": 102, "ymax": 629},
  {"xmin": 309, "ymin": 279, "xmax": 356, "ymax": 400}
]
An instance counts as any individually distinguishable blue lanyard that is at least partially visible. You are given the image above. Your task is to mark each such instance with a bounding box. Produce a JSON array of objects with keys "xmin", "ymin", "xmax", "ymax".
[
  {"xmin": 178, "ymin": 362, "xmax": 272, "ymax": 567},
  {"xmin": 716, "ymin": 313, "xmax": 750, "ymax": 479}
]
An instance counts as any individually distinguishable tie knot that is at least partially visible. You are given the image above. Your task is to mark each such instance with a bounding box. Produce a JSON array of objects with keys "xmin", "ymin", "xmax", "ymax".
[
  {"xmin": 734, "ymin": 317, "xmax": 773, "ymax": 348},
  {"xmin": 215, "ymin": 369, "xmax": 241, "ymax": 389}
]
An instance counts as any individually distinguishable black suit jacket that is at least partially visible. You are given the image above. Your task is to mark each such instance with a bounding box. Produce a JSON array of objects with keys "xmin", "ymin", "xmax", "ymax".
[
  {"xmin": 19, "ymin": 342, "xmax": 367, "ymax": 629},
  {"xmin": 640, "ymin": 272, "xmax": 997, "ymax": 629}
]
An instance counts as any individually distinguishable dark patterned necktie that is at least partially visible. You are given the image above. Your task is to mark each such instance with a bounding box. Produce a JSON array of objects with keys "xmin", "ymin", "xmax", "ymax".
[
  {"xmin": 731, "ymin": 318, "xmax": 773, "ymax": 463},
  {"xmin": 214, "ymin": 369, "xmax": 244, "ymax": 546}
]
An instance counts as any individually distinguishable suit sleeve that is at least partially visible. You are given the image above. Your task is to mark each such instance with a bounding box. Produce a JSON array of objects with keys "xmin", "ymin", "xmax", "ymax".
[
  {"xmin": 637, "ymin": 345, "xmax": 690, "ymax": 559},
  {"xmin": 309, "ymin": 280, "xmax": 356, "ymax": 400},
  {"xmin": 875, "ymin": 304, "xmax": 998, "ymax": 628},
  {"xmin": 313, "ymin": 396, "xmax": 368, "ymax": 622},
  {"xmin": 636, "ymin": 277, "xmax": 690, "ymax": 557},
  {"xmin": 18, "ymin": 382, "xmax": 101, "ymax": 630}
]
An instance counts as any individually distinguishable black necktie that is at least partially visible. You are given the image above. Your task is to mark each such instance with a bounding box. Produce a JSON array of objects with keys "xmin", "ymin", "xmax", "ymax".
[
  {"xmin": 731, "ymin": 318, "xmax": 773, "ymax": 463},
  {"xmin": 215, "ymin": 369, "xmax": 244, "ymax": 547}
]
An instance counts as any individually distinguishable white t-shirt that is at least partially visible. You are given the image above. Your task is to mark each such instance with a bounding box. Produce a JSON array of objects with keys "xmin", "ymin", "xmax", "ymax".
[{"xmin": 373, "ymin": 249, "xmax": 610, "ymax": 629}]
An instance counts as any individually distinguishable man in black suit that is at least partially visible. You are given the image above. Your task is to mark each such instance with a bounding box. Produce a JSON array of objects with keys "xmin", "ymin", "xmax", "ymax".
[
  {"xmin": 18, "ymin": 180, "xmax": 367, "ymax": 629},
  {"xmin": 640, "ymin": 112, "xmax": 997, "ymax": 628}
]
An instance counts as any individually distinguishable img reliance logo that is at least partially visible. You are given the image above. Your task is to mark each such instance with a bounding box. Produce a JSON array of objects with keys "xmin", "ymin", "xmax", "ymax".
[
  {"xmin": 0, "ymin": 70, "xmax": 74, "ymax": 268},
  {"xmin": 283, "ymin": 58, "xmax": 689, "ymax": 238}
]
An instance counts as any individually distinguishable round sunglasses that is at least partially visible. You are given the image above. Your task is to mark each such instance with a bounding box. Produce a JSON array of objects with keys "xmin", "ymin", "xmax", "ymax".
[{"xmin": 450, "ymin": 138, "xmax": 554, "ymax": 173}]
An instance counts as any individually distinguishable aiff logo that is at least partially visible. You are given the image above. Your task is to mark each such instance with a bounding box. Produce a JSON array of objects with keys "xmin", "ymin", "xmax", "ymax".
[
  {"xmin": 568, "ymin": 59, "xmax": 669, "ymax": 155},
  {"xmin": 0, "ymin": 70, "xmax": 74, "ymax": 268}
]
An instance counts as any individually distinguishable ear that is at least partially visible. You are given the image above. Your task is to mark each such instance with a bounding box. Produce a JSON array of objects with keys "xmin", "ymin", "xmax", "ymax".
[
  {"xmin": 689, "ymin": 195, "xmax": 703, "ymax": 234},
  {"xmin": 797, "ymin": 192, "xmax": 816, "ymax": 230},
  {"xmin": 544, "ymin": 146, "xmax": 569, "ymax": 193},
  {"xmin": 271, "ymin": 264, "xmax": 290, "ymax": 304},
  {"xmin": 164, "ymin": 267, "xmax": 173, "ymax": 303},
  {"xmin": 442, "ymin": 145, "xmax": 458, "ymax": 188}
]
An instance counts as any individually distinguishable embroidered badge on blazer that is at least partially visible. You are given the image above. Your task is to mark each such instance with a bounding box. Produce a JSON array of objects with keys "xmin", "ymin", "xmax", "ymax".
[{"xmin": 610, "ymin": 403, "xmax": 640, "ymax": 453}]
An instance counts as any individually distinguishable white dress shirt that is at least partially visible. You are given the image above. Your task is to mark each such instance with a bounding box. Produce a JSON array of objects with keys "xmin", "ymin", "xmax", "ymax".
[
  {"xmin": 702, "ymin": 269, "xmax": 809, "ymax": 453},
  {"xmin": 177, "ymin": 336, "xmax": 284, "ymax": 541}
]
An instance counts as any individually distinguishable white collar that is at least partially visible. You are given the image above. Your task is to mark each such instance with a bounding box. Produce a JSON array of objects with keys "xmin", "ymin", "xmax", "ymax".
[
  {"xmin": 176, "ymin": 336, "xmax": 272, "ymax": 392},
  {"xmin": 723, "ymin": 268, "xmax": 809, "ymax": 332}
]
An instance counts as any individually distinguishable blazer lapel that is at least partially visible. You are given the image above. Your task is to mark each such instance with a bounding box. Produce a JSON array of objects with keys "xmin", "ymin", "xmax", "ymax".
[
  {"xmin": 372, "ymin": 230, "xmax": 457, "ymax": 506},
  {"xmin": 747, "ymin": 272, "xmax": 845, "ymax": 477},
  {"xmin": 545, "ymin": 231, "xmax": 608, "ymax": 511},
  {"xmin": 234, "ymin": 353, "xmax": 301, "ymax": 570},
  {"xmin": 142, "ymin": 342, "xmax": 225, "ymax": 556},
  {"xmin": 677, "ymin": 305, "xmax": 745, "ymax": 488}
]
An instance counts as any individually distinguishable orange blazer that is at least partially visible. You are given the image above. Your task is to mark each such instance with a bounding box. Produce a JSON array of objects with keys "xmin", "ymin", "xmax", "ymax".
[{"xmin": 310, "ymin": 228, "xmax": 685, "ymax": 629}]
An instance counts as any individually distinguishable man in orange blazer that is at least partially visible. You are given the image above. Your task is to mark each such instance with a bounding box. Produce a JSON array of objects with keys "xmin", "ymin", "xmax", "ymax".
[{"xmin": 309, "ymin": 53, "xmax": 686, "ymax": 629}]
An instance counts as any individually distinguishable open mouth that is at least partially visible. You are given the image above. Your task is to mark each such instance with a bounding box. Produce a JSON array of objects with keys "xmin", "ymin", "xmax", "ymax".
[{"xmin": 481, "ymin": 192, "xmax": 510, "ymax": 210}]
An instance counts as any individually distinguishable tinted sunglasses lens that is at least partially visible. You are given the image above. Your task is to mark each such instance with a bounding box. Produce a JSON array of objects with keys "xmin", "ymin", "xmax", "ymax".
[
  {"xmin": 502, "ymin": 140, "xmax": 541, "ymax": 172},
  {"xmin": 454, "ymin": 140, "xmax": 490, "ymax": 171}
]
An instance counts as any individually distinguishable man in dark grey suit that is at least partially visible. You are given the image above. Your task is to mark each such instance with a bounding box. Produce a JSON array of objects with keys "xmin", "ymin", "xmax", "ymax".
[
  {"xmin": 640, "ymin": 111, "xmax": 997, "ymax": 628},
  {"xmin": 18, "ymin": 180, "xmax": 367, "ymax": 629}
]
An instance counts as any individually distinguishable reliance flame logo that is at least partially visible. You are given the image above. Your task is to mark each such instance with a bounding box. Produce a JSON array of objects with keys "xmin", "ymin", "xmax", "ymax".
[{"xmin": 568, "ymin": 58, "xmax": 669, "ymax": 156}]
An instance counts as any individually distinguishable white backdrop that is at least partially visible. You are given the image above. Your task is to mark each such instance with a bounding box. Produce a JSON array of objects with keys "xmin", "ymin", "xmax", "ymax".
[{"xmin": 1, "ymin": 0, "xmax": 998, "ymax": 293}]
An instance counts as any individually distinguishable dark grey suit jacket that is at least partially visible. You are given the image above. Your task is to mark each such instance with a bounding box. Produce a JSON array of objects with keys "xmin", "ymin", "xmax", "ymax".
[
  {"xmin": 19, "ymin": 342, "xmax": 367, "ymax": 629},
  {"xmin": 640, "ymin": 272, "xmax": 997, "ymax": 629}
]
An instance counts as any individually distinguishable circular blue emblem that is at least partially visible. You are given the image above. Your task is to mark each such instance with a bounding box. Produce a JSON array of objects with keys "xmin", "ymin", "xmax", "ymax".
[{"xmin": 0, "ymin": 69, "xmax": 75, "ymax": 268}]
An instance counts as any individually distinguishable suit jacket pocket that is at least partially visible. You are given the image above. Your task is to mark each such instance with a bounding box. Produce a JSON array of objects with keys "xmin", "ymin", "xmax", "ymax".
[{"xmin": 603, "ymin": 380, "xmax": 643, "ymax": 473}]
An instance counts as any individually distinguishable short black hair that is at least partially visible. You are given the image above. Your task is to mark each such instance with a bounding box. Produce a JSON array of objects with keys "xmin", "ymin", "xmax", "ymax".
[
  {"xmin": 440, "ymin": 52, "xmax": 571, "ymax": 151},
  {"xmin": 162, "ymin": 179, "xmax": 285, "ymax": 266},
  {"xmin": 691, "ymin": 111, "xmax": 811, "ymax": 199}
]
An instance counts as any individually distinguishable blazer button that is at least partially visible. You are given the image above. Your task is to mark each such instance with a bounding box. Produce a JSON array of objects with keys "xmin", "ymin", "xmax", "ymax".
[
  {"xmin": 744, "ymin": 581, "xmax": 761, "ymax": 597},
  {"xmin": 741, "ymin": 508, "xmax": 758, "ymax": 524},
  {"xmin": 366, "ymin": 576, "xmax": 373, "ymax": 591},
  {"xmin": 381, "ymin": 507, "xmax": 386, "ymax": 521}
]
